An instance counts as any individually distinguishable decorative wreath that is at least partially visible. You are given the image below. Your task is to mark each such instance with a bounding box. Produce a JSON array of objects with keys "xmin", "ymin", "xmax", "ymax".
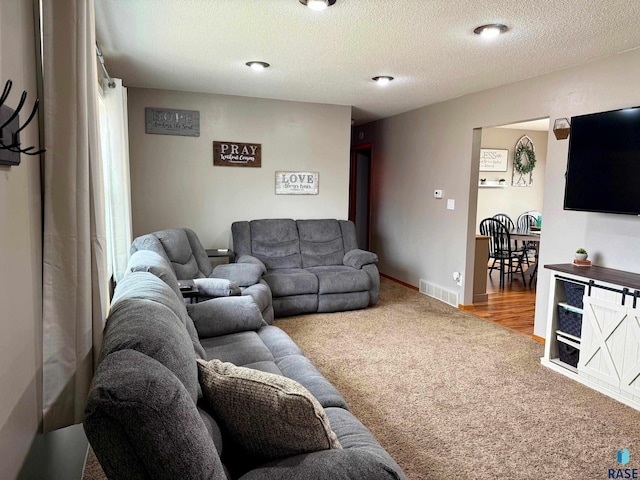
[{"xmin": 514, "ymin": 144, "xmax": 536, "ymax": 175}]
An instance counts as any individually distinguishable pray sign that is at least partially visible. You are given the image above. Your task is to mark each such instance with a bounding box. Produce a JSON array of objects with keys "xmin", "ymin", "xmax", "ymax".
[{"xmin": 213, "ymin": 141, "xmax": 262, "ymax": 167}]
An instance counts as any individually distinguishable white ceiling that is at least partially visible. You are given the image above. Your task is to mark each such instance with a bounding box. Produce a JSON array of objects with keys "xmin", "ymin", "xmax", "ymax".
[{"xmin": 95, "ymin": 0, "xmax": 640, "ymax": 125}]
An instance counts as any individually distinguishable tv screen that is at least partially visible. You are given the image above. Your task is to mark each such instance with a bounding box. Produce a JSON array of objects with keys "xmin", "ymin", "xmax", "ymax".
[{"xmin": 564, "ymin": 106, "xmax": 640, "ymax": 215}]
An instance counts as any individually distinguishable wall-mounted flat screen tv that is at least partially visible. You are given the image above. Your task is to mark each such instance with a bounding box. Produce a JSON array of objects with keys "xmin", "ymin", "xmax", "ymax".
[{"xmin": 564, "ymin": 106, "xmax": 640, "ymax": 216}]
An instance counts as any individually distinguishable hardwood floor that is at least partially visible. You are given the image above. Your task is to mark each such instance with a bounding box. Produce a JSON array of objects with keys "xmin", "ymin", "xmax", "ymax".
[{"xmin": 470, "ymin": 265, "xmax": 537, "ymax": 338}]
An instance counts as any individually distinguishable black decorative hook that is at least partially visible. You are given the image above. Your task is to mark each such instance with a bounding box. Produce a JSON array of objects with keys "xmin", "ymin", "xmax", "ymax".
[{"xmin": 0, "ymin": 79, "xmax": 46, "ymax": 162}]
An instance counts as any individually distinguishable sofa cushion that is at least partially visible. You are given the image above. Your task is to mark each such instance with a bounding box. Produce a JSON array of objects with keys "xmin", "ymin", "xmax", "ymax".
[
  {"xmin": 263, "ymin": 268, "xmax": 318, "ymax": 297},
  {"xmin": 211, "ymin": 263, "xmax": 265, "ymax": 287},
  {"xmin": 318, "ymin": 291, "xmax": 371, "ymax": 313},
  {"xmin": 197, "ymin": 359, "xmax": 342, "ymax": 461},
  {"xmin": 297, "ymin": 219, "xmax": 345, "ymax": 268},
  {"xmin": 249, "ymin": 219, "xmax": 302, "ymax": 270},
  {"xmin": 84, "ymin": 349, "xmax": 227, "ymax": 480},
  {"xmin": 186, "ymin": 296, "xmax": 264, "ymax": 339},
  {"xmin": 201, "ymin": 330, "xmax": 275, "ymax": 366},
  {"xmin": 154, "ymin": 228, "xmax": 209, "ymax": 279},
  {"xmin": 306, "ymin": 265, "xmax": 371, "ymax": 295}
]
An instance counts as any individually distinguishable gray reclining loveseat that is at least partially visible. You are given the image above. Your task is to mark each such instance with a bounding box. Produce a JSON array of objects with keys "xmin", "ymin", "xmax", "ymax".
[
  {"xmin": 131, "ymin": 227, "xmax": 274, "ymax": 324},
  {"xmin": 232, "ymin": 219, "xmax": 379, "ymax": 317},
  {"xmin": 83, "ymin": 249, "xmax": 406, "ymax": 480}
]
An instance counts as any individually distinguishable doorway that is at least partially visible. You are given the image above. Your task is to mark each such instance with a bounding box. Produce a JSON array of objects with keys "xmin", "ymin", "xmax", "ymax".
[
  {"xmin": 471, "ymin": 118, "xmax": 549, "ymax": 338},
  {"xmin": 349, "ymin": 145, "xmax": 372, "ymax": 250}
]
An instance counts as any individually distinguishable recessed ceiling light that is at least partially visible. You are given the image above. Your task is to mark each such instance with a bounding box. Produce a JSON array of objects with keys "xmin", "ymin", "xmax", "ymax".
[
  {"xmin": 246, "ymin": 61, "xmax": 270, "ymax": 71},
  {"xmin": 473, "ymin": 23, "xmax": 508, "ymax": 37},
  {"xmin": 372, "ymin": 76, "xmax": 394, "ymax": 86},
  {"xmin": 299, "ymin": 0, "xmax": 336, "ymax": 11}
]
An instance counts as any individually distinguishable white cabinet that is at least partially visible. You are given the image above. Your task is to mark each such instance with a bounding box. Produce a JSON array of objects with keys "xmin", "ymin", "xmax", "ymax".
[{"xmin": 543, "ymin": 264, "xmax": 640, "ymax": 411}]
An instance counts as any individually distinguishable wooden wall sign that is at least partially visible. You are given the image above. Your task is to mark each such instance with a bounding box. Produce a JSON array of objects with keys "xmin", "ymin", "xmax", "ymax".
[
  {"xmin": 275, "ymin": 171, "xmax": 319, "ymax": 195},
  {"xmin": 145, "ymin": 107, "xmax": 200, "ymax": 137},
  {"xmin": 213, "ymin": 141, "xmax": 262, "ymax": 167}
]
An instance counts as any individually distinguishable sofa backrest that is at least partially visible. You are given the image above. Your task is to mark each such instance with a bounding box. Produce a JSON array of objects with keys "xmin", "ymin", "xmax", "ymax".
[
  {"xmin": 297, "ymin": 219, "xmax": 345, "ymax": 268},
  {"xmin": 232, "ymin": 219, "xmax": 362, "ymax": 270},
  {"xmin": 233, "ymin": 219, "xmax": 303, "ymax": 270},
  {"xmin": 124, "ymin": 250, "xmax": 206, "ymax": 359},
  {"xmin": 131, "ymin": 227, "xmax": 213, "ymax": 279},
  {"xmin": 102, "ymin": 271, "xmax": 202, "ymax": 403}
]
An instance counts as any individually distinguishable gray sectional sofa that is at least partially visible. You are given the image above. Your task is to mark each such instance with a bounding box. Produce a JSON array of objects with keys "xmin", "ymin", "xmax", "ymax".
[
  {"xmin": 232, "ymin": 219, "xmax": 379, "ymax": 317},
  {"xmin": 83, "ymin": 249, "xmax": 406, "ymax": 480}
]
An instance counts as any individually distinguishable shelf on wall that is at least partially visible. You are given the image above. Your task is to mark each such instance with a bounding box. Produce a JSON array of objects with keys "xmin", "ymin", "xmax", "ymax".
[{"xmin": 478, "ymin": 182, "xmax": 507, "ymax": 188}]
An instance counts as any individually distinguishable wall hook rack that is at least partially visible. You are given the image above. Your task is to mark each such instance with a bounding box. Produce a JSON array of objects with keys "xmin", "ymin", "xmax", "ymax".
[{"xmin": 0, "ymin": 79, "xmax": 45, "ymax": 166}]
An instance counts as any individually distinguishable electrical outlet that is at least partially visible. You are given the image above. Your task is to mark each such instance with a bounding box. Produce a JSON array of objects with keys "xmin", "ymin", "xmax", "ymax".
[{"xmin": 453, "ymin": 271, "xmax": 463, "ymax": 286}]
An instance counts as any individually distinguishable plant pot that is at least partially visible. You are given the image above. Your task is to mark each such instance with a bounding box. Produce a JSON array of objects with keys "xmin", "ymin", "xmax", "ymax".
[{"xmin": 575, "ymin": 253, "xmax": 588, "ymax": 261}]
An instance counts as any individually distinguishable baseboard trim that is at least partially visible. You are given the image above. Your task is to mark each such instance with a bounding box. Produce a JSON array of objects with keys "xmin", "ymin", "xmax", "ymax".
[
  {"xmin": 459, "ymin": 304, "xmax": 474, "ymax": 310},
  {"xmin": 379, "ymin": 273, "xmax": 419, "ymax": 291},
  {"xmin": 531, "ymin": 334, "xmax": 545, "ymax": 344}
]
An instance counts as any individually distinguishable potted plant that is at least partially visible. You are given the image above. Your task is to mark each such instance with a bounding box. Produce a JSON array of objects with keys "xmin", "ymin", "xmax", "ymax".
[{"xmin": 575, "ymin": 248, "xmax": 588, "ymax": 261}]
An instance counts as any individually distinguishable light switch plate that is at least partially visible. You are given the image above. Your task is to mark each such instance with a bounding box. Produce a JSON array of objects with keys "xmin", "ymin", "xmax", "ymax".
[{"xmin": 447, "ymin": 199, "xmax": 455, "ymax": 210}]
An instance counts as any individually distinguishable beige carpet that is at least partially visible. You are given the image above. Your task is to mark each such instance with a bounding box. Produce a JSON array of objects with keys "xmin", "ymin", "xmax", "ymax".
[{"xmin": 84, "ymin": 278, "xmax": 640, "ymax": 479}]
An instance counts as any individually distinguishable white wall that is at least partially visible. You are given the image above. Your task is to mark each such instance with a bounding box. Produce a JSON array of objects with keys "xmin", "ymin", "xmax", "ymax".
[
  {"xmin": 128, "ymin": 88, "xmax": 352, "ymax": 247},
  {"xmin": 0, "ymin": 1, "xmax": 43, "ymax": 477},
  {"xmin": 354, "ymin": 47, "xmax": 640, "ymax": 338},
  {"xmin": 476, "ymin": 128, "xmax": 547, "ymax": 229}
]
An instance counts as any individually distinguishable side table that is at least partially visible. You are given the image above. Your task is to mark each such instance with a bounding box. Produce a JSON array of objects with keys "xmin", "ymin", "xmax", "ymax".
[
  {"xmin": 178, "ymin": 279, "xmax": 199, "ymax": 303},
  {"xmin": 205, "ymin": 248, "xmax": 235, "ymax": 263}
]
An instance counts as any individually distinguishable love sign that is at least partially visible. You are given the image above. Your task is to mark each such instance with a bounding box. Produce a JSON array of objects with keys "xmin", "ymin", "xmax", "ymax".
[{"xmin": 275, "ymin": 171, "xmax": 319, "ymax": 195}]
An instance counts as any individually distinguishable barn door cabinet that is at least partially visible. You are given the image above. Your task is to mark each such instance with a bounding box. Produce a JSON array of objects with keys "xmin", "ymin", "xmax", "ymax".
[{"xmin": 542, "ymin": 264, "xmax": 640, "ymax": 411}]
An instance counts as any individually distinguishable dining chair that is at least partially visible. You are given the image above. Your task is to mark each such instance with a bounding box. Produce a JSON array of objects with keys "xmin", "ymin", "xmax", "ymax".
[
  {"xmin": 479, "ymin": 217, "xmax": 526, "ymax": 289},
  {"xmin": 516, "ymin": 212, "xmax": 539, "ymax": 265},
  {"xmin": 492, "ymin": 213, "xmax": 515, "ymax": 230}
]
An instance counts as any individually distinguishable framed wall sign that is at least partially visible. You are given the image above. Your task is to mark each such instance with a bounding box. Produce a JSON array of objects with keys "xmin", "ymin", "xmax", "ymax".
[
  {"xmin": 479, "ymin": 148, "xmax": 508, "ymax": 172},
  {"xmin": 275, "ymin": 171, "xmax": 319, "ymax": 195},
  {"xmin": 213, "ymin": 141, "xmax": 262, "ymax": 167},
  {"xmin": 145, "ymin": 108, "xmax": 200, "ymax": 137}
]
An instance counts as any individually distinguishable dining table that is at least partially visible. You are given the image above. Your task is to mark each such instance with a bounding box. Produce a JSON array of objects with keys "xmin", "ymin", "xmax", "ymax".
[{"xmin": 510, "ymin": 227, "xmax": 541, "ymax": 286}]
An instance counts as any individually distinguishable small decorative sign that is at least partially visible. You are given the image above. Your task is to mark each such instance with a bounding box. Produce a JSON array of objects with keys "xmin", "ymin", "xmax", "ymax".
[
  {"xmin": 479, "ymin": 148, "xmax": 508, "ymax": 172},
  {"xmin": 275, "ymin": 171, "xmax": 319, "ymax": 195},
  {"xmin": 145, "ymin": 108, "xmax": 200, "ymax": 137},
  {"xmin": 213, "ymin": 141, "xmax": 262, "ymax": 167}
]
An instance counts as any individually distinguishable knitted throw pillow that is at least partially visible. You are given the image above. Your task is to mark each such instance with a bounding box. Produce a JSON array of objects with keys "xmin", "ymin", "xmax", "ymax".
[{"xmin": 196, "ymin": 359, "xmax": 341, "ymax": 460}]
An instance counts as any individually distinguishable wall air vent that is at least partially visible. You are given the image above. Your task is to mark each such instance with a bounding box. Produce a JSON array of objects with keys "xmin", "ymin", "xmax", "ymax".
[{"xmin": 419, "ymin": 279, "xmax": 459, "ymax": 308}]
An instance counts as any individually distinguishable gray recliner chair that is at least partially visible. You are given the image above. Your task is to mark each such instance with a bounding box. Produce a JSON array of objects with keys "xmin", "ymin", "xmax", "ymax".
[{"xmin": 131, "ymin": 227, "xmax": 274, "ymax": 324}]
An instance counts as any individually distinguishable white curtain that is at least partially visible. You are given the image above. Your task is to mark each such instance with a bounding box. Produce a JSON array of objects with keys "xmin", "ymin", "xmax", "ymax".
[
  {"xmin": 41, "ymin": 0, "xmax": 109, "ymax": 432},
  {"xmin": 99, "ymin": 78, "xmax": 132, "ymax": 283}
]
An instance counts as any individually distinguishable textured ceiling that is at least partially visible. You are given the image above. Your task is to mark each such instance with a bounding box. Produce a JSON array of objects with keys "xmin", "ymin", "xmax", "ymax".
[{"xmin": 95, "ymin": 0, "xmax": 640, "ymax": 125}]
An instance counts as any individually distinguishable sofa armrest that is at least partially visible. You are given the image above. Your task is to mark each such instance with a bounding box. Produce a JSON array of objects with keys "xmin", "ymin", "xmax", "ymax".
[
  {"xmin": 211, "ymin": 262, "xmax": 265, "ymax": 287},
  {"xmin": 193, "ymin": 278, "xmax": 241, "ymax": 297},
  {"xmin": 186, "ymin": 296, "xmax": 265, "ymax": 338},
  {"xmin": 235, "ymin": 254, "xmax": 267, "ymax": 271},
  {"xmin": 343, "ymin": 249, "xmax": 378, "ymax": 269}
]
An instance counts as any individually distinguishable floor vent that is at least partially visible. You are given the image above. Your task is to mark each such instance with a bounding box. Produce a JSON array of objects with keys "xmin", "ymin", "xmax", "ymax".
[{"xmin": 419, "ymin": 279, "xmax": 459, "ymax": 308}]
